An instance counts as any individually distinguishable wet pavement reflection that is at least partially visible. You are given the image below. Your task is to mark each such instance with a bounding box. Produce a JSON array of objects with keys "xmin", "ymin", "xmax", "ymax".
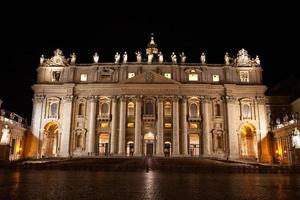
[{"xmin": 1, "ymin": 170, "xmax": 300, "ymax": 200}]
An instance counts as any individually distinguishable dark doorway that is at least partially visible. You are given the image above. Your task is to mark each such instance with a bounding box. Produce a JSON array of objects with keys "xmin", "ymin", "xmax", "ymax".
[{"xmin": 146, "ymin": 143, "xmax": 153, "ymax": 156}]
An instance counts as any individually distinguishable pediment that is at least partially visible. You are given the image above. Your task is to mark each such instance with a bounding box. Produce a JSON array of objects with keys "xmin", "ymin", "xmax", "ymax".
[{"xmin": 122, "ymin": 71, "xmax": 180, "ymax": 84}]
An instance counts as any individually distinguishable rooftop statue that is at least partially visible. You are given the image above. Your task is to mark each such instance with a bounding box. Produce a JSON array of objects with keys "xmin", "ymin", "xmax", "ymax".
[
  {"xmin": 292, "ymin": 127, "xmax": 300, "ymax": 149},
  {"xmin": 236, "ymin": 48, "xmax": 250, "ymax": 66},
  {"xmin": 40, "ymin": 55, "xmax": 45, "ymax": 65},
  {"xmin": 255, "ymin": 55, "xmax": 261, "ymax": 65},
  {"xmin": 123, "ymin": 52, "xmax": 128, "ymax": 63},
  {"xmin": 180, "ymin": 52, "xmax": 186, "ymax": 63},
  {"xmin": 158, "ymin": 52, "xmax": 164, "ymax": 63},
  {"xmin": 93, "ymin": 52, "xmax": 99, "ymax": 63},
  {"xmin": 0, "ymin": 125, "xmax": 10, "ymax": 145},
  {"xmin": 200, "ymin": 52, "xmax": 206, "ymax": 64},
  {"xmin": 147, "ymin": 53, "xmax": 154, "ymax": 64},
  {"xmin": 114, "ymin": 52, "xmax": 120, "ymax": 64},
  {"xmin": 224, "ymin": 52, "xmax": 230, "ymax": 65},
  {"xmin": 70, "ymin": 52, "xmax": 76, "ymax": 64},
  {"xmin": 171, "ymin": 52, "xmax": 177, "ymax": 64},
  {"xmin": 48, "ymin": 48, "xmax": 67, "ymax": 66},
  {"xmin": 135, "ymin": 51, "xmax": 142, "ymax": 63}
]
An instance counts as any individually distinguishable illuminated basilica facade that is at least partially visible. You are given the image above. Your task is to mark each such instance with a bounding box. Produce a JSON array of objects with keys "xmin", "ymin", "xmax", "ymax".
[{"xmin": 28, "ymin": 36, "xmax": 272, "ymax": 162}]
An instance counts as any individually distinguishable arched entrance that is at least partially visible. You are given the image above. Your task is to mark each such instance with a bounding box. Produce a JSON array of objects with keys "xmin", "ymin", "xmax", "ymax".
[
  {"xmin": 126, "ymin": 141, "xmax": 134, "ymax": 156},
  {"xmin": 164, "ymin": 141, "xmax": 171, "ymax": 157},
  {"xmin": 239, "ymin": 123, "xmax": 257, "ymax": 160},
  {"xmin": 144, "ymin": 132, "xmax": 155, "ymax": 156},
  {"xmin": 189, "ymin": 134, "xmax": 200, "ymax": 156},
  {"xmin": 99, "ymin": 133, "xmax": 109, "ymax": 155},
  {"xmin": 42, "ymin": 122, "xmax": 59, "ymax": 157}
]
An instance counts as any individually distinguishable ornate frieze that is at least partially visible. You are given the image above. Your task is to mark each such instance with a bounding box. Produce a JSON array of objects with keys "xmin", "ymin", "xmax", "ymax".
[
  {"xmin": 144, "ymin": 72, "xmax": 154, "ymax": 82},
  {"xmin": 222, "ymin": 95, "xmax": 237, "ymax": 103},
  {"xmin": 200, "ymin": 95, "xmax": 211, "ymax": 103},
  {"xmin": 63, "ymin": 95, "xmax": 74, "ymax": 102},
  {"xmin": 255, "ymin": 96, "xmax": 265, "ymax": 104},
  {"xmin": 87, "ymin": 95, "xmax": 98, "ymax": 102},
  {"xmin": 32, "ymin": 95, "xmax": 45, "ymax": 103}
]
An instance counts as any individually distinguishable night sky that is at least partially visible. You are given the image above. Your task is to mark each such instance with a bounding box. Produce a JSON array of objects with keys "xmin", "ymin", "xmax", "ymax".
[{"xmin": 0, "ymin": 1, "xmax": 299, "ymax": 122}]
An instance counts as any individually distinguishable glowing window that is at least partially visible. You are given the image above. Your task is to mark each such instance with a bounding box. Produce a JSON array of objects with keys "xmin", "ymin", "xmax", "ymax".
[
  {"xmin": 165, "ymin": 123, "xmax": 172, "ymax": 128},
  {"xmin": 190, "ymin": 123, "xmax": 198, "ymax": 129},
  {"xmin": 100, "ymin": 122, "xmax": 109, "ymax": 128},
  {"xmin": 80, "ymin": 74, "xmax": 87, "ymax": 81},
  {"xmin": 127, "ymin": 123, "xmax": 134, "ymax": 128},
  {"xmin": 189, "ymin": 73, "xmax": 198, "ymax": 81},
  {"xmin": 128, "ymin": 73, "xmax": 135, "ymax": 79},
  {"xmin": 164, "ymin": 73, "xmax": 172, "ymax": 79},
  {"xmin": 243, "ymin": 104, "xmax": 251, "ymax": 119},
  {"xmin": 127, "ymin": 102, "xmax": 135, "ymax": 116},
  {"xmin": 213, "ymin": 74, "xmax": 219, "ymax": 82},
  {"xmin": 164, "ymin": 102, "xmax": 172, "ymax": 116}
]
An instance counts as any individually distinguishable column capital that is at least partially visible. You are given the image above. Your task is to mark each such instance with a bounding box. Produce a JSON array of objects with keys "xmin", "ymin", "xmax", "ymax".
[
  {"xmin": 172, "ymin": 96, "xmax": 180, "ymax": 102},
  {"xmin": 111, "ymin": 95, "xmax": 118, "ymax": 103},
  {"xmin": 87, "ymin": 95, "xmax": 98, "ymax": 103},
  {"xmin": 63, "ymin": 95, "xmax": 74, "ymax": 102},
  {"xmin": 119, "ymin": 95, "xmax": 127, "ymax": 102},
  {"xmin": 222, "ymin": 95, "xmax": 237, "ymax": 103},
  {"xmin": 157, "ymin": 96, "xmax": 164, "ymax": 103},
  {"xmin": 135, "ymin": 95, "xmax": 143, "ymax": 102},
  {"xmin": 200, "ymin": 95, "xmax": 211, "ymax": 103},
  {"xmin": 32, "ymin": 94, "xmax": 45, "ymax": 103},
  {"xmin": 255, "ymin": 96, "xmax": 265, "ymax": 104},
  {"xmin": 181, "ymin": 96, "xmax": 187, "ymax": 103}
]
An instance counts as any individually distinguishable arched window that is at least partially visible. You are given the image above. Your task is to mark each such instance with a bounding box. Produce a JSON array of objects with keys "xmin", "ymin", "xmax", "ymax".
[
  {"xmin": 101, "ymin": 103, "xmax": 109, "ymax": 114},
  {"xmin": 78, "ymin": 103, "xmax": 85, "ymax": 115},
  {"xmin": 127, "ymin": 102, "xmax": 135, "ymax": 116},
  {"xmin": 50, "ymin": 103, "xmax": 58, "ymax": 116},
  {"xmin": 164, "ymin": 102, "xmax": 171, "ymax": 116},
  {"xmin": 190, "ymin": 103, "xmax": 198, "ymax": 117},
  {"xmin": 215, "ymin": 104, "xmax": 221, "ymax": 117},
  {"xmin": 145, "ymin": 102, "xmax": 154, "ymax": 114},
  {"xmin": 243, "ymin": 104, "xmax": 251, "ymax": 119}
]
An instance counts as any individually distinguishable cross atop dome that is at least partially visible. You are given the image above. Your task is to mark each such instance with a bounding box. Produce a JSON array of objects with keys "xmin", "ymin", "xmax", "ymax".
[{"xmin": 146, "ymin": 33, "xmax": 159, "ymax": 55}]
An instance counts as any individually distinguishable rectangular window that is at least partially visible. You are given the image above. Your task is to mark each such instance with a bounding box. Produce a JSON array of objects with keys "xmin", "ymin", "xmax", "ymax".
[
  {"xmin": 164, "ymin": 123, "xmax": 172, "ymax": 128},
  {"xmin": 128, "ymin": 73, "xmax": 135, "ymax": 79},
  {"xmin": 100, "ymin": 122, "xmax": 109, "ymax": 128},
  {"xmin": 80, "ymin": 74, "xmax": 88, "ymax": 81},
  {"xmin": 127, "ymin": 123, "xmax": 135, "ymax": 128},
  {"xmin": 52, "ymin": 71, "xmax": 61, "ymax": 82},
  {"xmin": 164, "ymin": 73, "xmax": 172, "ymax": 79},
  {"xmin": 189, "ymin": 74, "xmax": 198, "ymax": 81},
  {"xmin": 213, "ymin": 74, "xmax": 219, "ymax": 82},
  {"xmin": 240, "ymin": 71, "xmax": 249, "ymax": 83},
  {"xmin": 190, "ymin": 123, "xmax": 198, "ymax": 129}
]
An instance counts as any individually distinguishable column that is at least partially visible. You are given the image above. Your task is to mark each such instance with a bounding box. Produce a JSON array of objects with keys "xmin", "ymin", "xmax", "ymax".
[
  {"xmin": 60, "ymin": 95, "xmax": 74, "ymax": 157},
  {"xmin": 201, "ymin": 96, "xmax": 211, "ymax": 157},
  {"xmin": 110, "ymin": 96, "xmax": 117, "ymax": 154},
  {"xmin": 87, "ymin": 96, "xmax": 97, "ymax": 155},
  {"xmin": 134, "ymin": 95, "xmax": 142, "ymax": 156},
  {"xmin": 256, "ymin": 96, "xmax": 271, "ymax": 162},
  {"xmin": 225, "ymin": 95, "xmax": 239, "ymax": 160},
  {"xmin": 172, "ymin": 96, "xmax": 180, "ymax": 156},
  {"xmin": 30, "ymin": 95, "xmax": 45, "ymax": 158},
  {"xmin": 181, "ymin": 97, "xmax": 188, "ymax": 156},
  {"xmin": 118, "ymin": 96, "xmax": 126, "ymax": 155},
  {"xmin": 156, "ymin": 96, "xmax": 164, "ymax": 156}
]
